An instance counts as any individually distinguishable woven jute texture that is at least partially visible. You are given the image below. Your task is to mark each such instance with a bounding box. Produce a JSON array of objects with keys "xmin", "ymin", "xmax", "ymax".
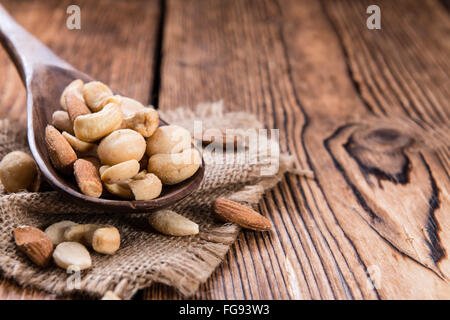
[{"xmin": 0, "ymin": 102, "xmax": 295, "ymax": 299}]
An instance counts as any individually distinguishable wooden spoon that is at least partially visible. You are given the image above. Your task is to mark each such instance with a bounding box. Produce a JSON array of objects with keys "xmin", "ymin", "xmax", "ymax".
[{"xmin": 0, "ymin": 5, "xmax": 204, "ymax": 213}]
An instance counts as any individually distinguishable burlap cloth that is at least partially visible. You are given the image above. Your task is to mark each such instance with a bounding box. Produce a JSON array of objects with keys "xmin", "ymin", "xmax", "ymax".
[{"xmin": 0, "ymin": 102, "xmax": 302, "ymax": 299}]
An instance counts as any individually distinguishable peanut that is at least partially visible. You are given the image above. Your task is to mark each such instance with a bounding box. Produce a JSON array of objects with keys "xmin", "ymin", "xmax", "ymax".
[
  {"xmin": 60, "ymin": 79, "xmax": 84, "ymax": 110},
  {"xmin": 45, "ymin": 125, "xmax": 77, "ymax": 174},
  {"xmin": 100, "ymin": 160, "xmax": 140, "ymax": 184},
  {"xmin": 74, "ymin": 158, "xmax": 103, "ymax": 198},
  {"xmin": 0, "ymin": 151, "xmax": 38, "ymax": 193},
  {"xmin": 147, "ymin": 148, "xmax": 201, "ymax": 185},
  {"xmin": 53, "ymin": 242, "xmax": 92, "ymax": 270},
  {"xmin": 73, "ymin": 102, "xmax": 123, "ymax": 142},
  {"xmin": 146, "ymin": 125, "xmax": 191, "ymax": 156},
  {"xmin": 148, "ymin": 210, "xmax": 199, "ymax": 236},
  {"xmin": 82, "ymin": 81, "xmax": 113, "ymax": 112},
  {"xmin": 97, "ymin": 129, "xmax": 146, "ymax": 165},
  {"xmin": 52, "ymin": 110, "xmax": 74, "ymax": 135},
  {"xmin": 128, "ymin": 173, "xmax": 162, "ymax": 200}
]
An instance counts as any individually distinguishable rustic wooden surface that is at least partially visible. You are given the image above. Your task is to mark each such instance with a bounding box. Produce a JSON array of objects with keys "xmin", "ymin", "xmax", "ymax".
[{"xmin": 0, "ymin": 0, "xmax": 449, "ymax": 300}]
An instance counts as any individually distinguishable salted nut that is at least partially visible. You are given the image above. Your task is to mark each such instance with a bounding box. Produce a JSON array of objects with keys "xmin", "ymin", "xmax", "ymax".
[
  {"xmin": 45, "ymin": 220, "xmax": 79, "ymax": 245},
  {"xmin": 60, "ymin": 79, "xmax": 84, "ymax": 110},
  {"xmin": 122, "ymin": 108, "xmax": 159, "ymax": 138},
  {"xmin": 62, "ymin": 131, "xmax": 97, "ymax": 153},
  {"xmin": 148, "ymin": 210, "xmax": 199, "ymax": 236},
  {"xmin": 45, "ymin": 79, "xmax": 202, "ymax": 201},
  {"xmin": 74, "ymin": 102, "xmax": 123, "ymax": 142},
  {"xmin": 64, "ymin": 224, "xmax": 121, "ymax": 255},
  {"xmin": 146, "ymin": 125, "xmax": 192, "ymax": 156},
  {"xmin": 128, "ymin": 173, "xmax": 162, "ymax": 200},
  {"xmin": 53, "ymin": 241, "xmax": 92, "ymax": 270},
  {"xmin": 97, "ymin": 129, "xmax": 146, "ymax": 165},
  {"xmin": 147, "ymin": 148, "xmax": 201, "ymax": 185},
  {"xmin": 0, "ymin": 151, "xmax": 38, "ymax": 193},
  {"xmin": 52, "ymin": 110, "xmax": 74, "ymax": 134}
]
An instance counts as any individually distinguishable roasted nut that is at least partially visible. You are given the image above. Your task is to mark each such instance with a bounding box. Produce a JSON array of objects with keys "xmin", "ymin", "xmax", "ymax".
[
  {"xmin": 73, "ymin": 102, "xmax": 123, "ymax": 142},
  {"xmin": 128, "ymin": 173, "xmax": 162, "ymax": 200},
  {"xmin": 65, "ymin": 91, "xmax": 91, "ymax": 122},
  {"xmin": 82, "ymin": 81, "xmax": 113, "ymax": 112},
  {"xmin": 147, "ymin": 148, "xmax": 201, "ymax": 185},
  {"xmin": 100, "ymin": 160, "xmax": 140, "ymax": 184},
  {"xmin": 60, "ymin": 79, "xmax": 84, "ymax": 110},
  {"xmin": 99, "ymin": 165, "xmax": 134, "ymax": 199},
  {"xmin": 148, "ymin": 210, "xmax": 199, "ymax": 236},
  {"xmin": 64, "ymin": 224, "xmax": 120, "ymax": 255},
  {"xmin": 62, "ymin": 131, "xmax": 97, "ymax": 153},
  {"xmin": 97, "ymin": 129, "xmax": 146, "ymax": 165},
  {"xmin": 146, "ymin": 125, "xmax": 192, "ymax": 156},
  {"xmin": 14, "ymin": 226, "xmax": 54, "ymax": 267},
  {"xmin": 214, "ymin": 198, "xmax": 272, "ymax": 231},
  {"xmin": 122, "ymin": 108, "xmax": 159, "ymax": 138},
  {"xmin": 45, "ymin": 125, "xmax": 77, "ymax": 174},
  {"xmin": 74, "ymin": 158, "xmax": 103, "ymax": 198},
  {"xmin": 86, "ymin": 226, "xmax": 120, "ymax": 255},
  {"xmin": 45, "ymin": 221, "xmax": 79, "ymax": 245},
  {"xmin": 101, "ymin": 291, "xmax": 121, "ymax": 300},
  {"xmin": 52, "ymin": 111, "xmax": 74, "ymax": 135},
  {"xmin": 53, "ymin": 242, "xmax": 92, "ymax": 270},
  {"xmin": 0, "ymin": 151, "xmax": 38, "ymax": 193}
]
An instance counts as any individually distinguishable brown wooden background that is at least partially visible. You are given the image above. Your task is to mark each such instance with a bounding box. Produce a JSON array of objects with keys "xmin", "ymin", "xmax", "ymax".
[{"xmin": 0, "ymin": 0, "xmax": 449, "ymax": 300}]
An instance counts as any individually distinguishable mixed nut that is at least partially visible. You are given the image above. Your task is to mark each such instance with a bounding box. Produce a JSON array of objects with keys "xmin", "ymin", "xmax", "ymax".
[{"xmin": 47, "ymin": 79, "xmax": 201, "ymax": 200}]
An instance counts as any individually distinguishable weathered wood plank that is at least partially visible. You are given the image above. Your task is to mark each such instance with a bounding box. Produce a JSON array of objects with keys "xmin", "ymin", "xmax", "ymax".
[
  {"xmin": 0, "ymin": 0, "xmax": 161, "ymax": 299},
  {"xmin": 145, "ymin": 0, "xmax": 450, "ymax": 299}
]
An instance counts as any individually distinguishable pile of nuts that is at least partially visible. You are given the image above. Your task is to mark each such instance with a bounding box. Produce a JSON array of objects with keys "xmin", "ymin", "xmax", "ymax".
[
  {"xmin": 46, "ymin": 79, "xmax": 201, "ymax": 200},
  {"xmin": 13, "ymin": 221, "xmax": 121, "ymax": 271}
]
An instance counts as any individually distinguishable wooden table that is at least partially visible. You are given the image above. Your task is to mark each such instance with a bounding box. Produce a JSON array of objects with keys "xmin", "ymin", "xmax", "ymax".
[{"xmin": 0, "ymin": 0, "xmax": 449, "ymax": 300}]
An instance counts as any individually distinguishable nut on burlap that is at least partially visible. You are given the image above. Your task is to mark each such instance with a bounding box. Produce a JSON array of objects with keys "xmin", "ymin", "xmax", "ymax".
[{"xmin": 0, "ymin": 102, "xmax": 299, "ymax": 299}]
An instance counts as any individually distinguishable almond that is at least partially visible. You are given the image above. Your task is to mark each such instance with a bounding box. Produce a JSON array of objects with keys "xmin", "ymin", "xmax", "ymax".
[
  {"xmin": 14, "ymin": 226, "xmax": 54, "ymax": 267},
  {"xmin": 213, "ymin": 198, "xmax": 272, "ymax": 231}
]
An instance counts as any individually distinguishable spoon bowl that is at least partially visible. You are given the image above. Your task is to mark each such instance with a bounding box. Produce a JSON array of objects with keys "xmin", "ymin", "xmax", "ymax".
[{"xmin": 0, "ymin": 5, "xmax": 204, "ymax": 213}]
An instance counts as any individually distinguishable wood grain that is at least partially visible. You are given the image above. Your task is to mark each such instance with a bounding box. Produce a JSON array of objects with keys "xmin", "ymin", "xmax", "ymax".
[{"xmin": 143, "ymin": 0, "xmax": 450, "ymax": 299}]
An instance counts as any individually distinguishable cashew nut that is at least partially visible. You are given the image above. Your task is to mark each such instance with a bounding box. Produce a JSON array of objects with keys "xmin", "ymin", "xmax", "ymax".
[
  {"xmin": 60, "ymin": 79, "xmax": 84, "ymax": 110},
  {"xmin": 98, "ymin": 165, "xmax": 133, "ymax": 199},
  {"xmin": 146, "ymin": 125, "xmax": 192, "ymax": 156},
  {"xmin": 82, "ymin": 81, "xmax": 113, "ymax": 112},
  {"xmin": 97, "ymin": 129, "xmax": 146, "ymax": 165},
  {"xmin": 147, "ymin": 148, "xmax": 201, "ymax": 185},
  {"xmin": 0, "ymin": 151, "xmax": 38, "ymax": 193},
  {"xmin": 52, "ymin": 111, "xmax": 74, "ymax": 134},
  {"xmin": 73, "ymin": 102, "xmax": 123, "ymax": 142},
  {"xmin": 122, "ymin": 108, "xmax": 159, "ymax": 138},
  {"xmin": 64, "ymin": 224, "xmax": 120, "ymax": 255},
  {"xmin": 128, "ymin": 173, "xmax": 162, "ymax": 200},
  {"xmin": 148, "ymin": 210, "xmax": 199, "ymax": 236},
  {"xmin": 62, "ymin": 131, "xmax": 97, "ymax": 153},
  {"xmin": 100, "ymin": 160, "xmax": 140, "ymax": 184}
]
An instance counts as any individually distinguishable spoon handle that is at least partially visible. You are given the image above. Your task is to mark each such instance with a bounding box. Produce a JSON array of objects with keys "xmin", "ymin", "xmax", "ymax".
[{"xmin": 0, "ymin": 4, "xmax": 70, "ymax": 85}]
